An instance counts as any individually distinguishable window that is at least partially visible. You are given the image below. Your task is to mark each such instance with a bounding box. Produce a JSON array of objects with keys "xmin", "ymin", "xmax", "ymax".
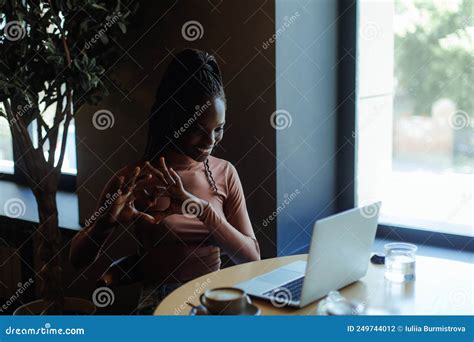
[
  {"xmin": 356, "ymin": 0, "xmax": 473, "ymax": 236},
  {"xmin": 0, "ymin": 100, "xmax": 77, "ymax": 185},
  {"xmin": 29, "ymin": 100, "xmax": 78, "ymax": 176},
  {"xmin": 0, "ymin": 112, "xmax": 14, "ymax": 174}
]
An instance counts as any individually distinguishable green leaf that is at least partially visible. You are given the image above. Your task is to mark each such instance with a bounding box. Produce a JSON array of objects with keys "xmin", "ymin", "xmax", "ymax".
[
  {"xmin": 45, "ymin": 39, "xmax": 56, "ymax": 52},
  {"xmin": 118, "ymin": 22, "xmax": 126, "ymax": 34},
  {"xmin": 80, "ymin": 20, "xmax": 89, "ymax": 33},
  {"xmin": 99, "ymin": 33, "xmax": 109, "ymax": 45},
  {"xmin": 81, "ymin": 79, "xmax": 88, "ymax": 91},
  {"xmin": 91, "ymin": 3, "xmax": 108, "ymax": 11},
  {"xmin": 0, "ymin": 0, "xmax": 139, "ymax": 114},
  {"xmin": 91, "ymin": 75, "xmax": 99, "ymax": 88},
  {"xmin": 81, "ymin": 53, "xmax": 89, "ymax": 65},
  {"xmin": 74, "ymin": 58, "xmax": 82, "ymax": 70}
]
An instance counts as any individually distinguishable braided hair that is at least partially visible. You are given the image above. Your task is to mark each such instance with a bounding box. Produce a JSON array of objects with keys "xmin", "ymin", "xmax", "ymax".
[{"xmin": 144, "ymin": 48, "xmax": 226, "ymax": 195}]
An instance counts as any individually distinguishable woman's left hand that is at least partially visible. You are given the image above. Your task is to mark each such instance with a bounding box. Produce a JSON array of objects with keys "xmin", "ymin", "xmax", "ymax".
[{"xmin": 144, "ymin": 158, "xmax": 208, "ymax": 219}]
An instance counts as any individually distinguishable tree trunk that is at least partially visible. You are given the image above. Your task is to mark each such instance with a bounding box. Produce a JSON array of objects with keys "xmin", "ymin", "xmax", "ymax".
[
  {"xmin": 35, "ymin": 190, "xmax": 64, "ymax": 314},
  {"xmin": 5, "ymin": 92, "xmax": 69, "ymax": 314}
]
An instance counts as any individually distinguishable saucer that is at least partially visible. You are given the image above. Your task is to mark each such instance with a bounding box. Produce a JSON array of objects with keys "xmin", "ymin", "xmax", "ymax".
[{"xmin": 189, "ymin": 303, "xmax": 261, "ymax": 316}]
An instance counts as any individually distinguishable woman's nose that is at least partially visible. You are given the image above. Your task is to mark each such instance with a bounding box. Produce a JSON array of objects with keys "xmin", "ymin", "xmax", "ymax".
[{"xmin": 202, "ymin": 132, "xmax": 215, "ymax": 146}]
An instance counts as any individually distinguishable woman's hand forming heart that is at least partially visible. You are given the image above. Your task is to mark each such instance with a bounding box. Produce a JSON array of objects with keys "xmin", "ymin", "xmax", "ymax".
[
  {"xmin": 143, "ymin": 157, "xmax": 209, "ymax": 219},
  {"xmin": 99, "ymin": 167, "xmax": 156, "ymax": 227}
]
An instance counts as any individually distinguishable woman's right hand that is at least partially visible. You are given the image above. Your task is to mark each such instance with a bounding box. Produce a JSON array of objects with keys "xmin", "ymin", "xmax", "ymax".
[{"xmin": 99, "ymin": 167, "xmax": 156, "ymax": 228}]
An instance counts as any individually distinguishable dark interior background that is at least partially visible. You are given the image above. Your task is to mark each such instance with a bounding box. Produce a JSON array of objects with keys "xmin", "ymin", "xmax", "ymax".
[
  {"xmin": 2, "ymin": 0, "xmax": 283, "ymax": 314},
  {"xmin": 76, "ymin": 0, "xmax": 278, "ymax": 262}
]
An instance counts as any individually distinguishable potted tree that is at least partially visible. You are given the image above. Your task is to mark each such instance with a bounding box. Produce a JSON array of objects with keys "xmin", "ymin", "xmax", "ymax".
[{"xmin": 0, "ymin": 0, "xmax": 137, "ymax": 314}]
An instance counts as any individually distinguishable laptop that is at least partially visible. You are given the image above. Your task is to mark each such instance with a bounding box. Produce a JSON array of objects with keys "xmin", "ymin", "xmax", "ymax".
[{"xmin": 236, "ymin": 202, "xmax": 381, "ymax": 307}]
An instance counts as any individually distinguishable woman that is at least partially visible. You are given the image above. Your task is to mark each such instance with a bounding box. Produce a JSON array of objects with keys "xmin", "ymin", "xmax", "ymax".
[{"xmin": 69, "ymin": 48, "xmax": 261, "ymax": 314}]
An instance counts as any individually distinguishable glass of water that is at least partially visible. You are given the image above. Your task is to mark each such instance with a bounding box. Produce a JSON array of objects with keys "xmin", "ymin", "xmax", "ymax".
[{"xmin": 384, "ymin": 243, "xmax": 417, "ymax": 282}]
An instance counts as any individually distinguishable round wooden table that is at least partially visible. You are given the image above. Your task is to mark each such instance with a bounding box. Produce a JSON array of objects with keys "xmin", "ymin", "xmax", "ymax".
[{"xmin": 154, "ymin": 254, "xmax": 473, "ymax": 315}]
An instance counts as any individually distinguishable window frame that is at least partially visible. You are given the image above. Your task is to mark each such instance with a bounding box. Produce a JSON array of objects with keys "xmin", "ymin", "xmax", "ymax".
[
  {"xmin": 336, "ymin": 0, "xmax": 473, "ymax": 250},
  {"xmin": 0, "ymin": 135, "xmax": 76, "ymax": 192}
]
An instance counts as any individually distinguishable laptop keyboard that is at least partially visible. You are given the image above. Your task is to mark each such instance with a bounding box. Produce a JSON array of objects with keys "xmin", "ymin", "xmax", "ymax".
[{"xmin": 262, "ymin": 276, "xmax": 304, "ymax": 305}]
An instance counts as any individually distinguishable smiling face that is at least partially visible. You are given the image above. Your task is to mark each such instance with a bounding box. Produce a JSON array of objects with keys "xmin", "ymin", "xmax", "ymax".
[{"xmin": 177, "ymin": 96, "xmax": 226, "ymax": 162}]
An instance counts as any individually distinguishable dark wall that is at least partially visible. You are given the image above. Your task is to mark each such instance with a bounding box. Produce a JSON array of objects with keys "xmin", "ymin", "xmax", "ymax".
[
  {"xmin": 275, "ymin": 0, "xmax": 339, "ymax": 255},
  {"xmin": 75, "ymin": 0, "xmax": 278, "ymax": 264}
]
